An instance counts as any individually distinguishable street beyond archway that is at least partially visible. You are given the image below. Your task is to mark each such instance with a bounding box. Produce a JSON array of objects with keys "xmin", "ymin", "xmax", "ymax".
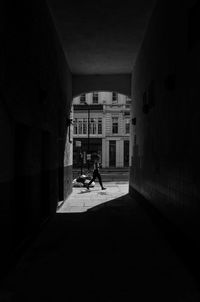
[{"xmin": 72, "ymin": 168, "xmax": 129, "ymax": 182}]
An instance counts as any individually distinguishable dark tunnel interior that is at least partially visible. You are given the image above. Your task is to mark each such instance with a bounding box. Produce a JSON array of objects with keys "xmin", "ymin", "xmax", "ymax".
[{"xmin": 1, "ymin": 0, "xmax": 200, "ymax": 300}]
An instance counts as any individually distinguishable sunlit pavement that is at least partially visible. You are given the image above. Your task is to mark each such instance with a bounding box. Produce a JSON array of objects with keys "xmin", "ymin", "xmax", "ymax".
[{"xmin": 57, "ymin": 181, "xmax": 129, "ymax": 213}]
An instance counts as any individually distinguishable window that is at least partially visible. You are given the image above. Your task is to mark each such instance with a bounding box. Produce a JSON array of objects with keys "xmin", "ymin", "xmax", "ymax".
[
  {"xmin": 126, "ymin": 96, "xmax": 131, "ymax": 103},
  {"xmin": 112, "ymin": 92, "xmax": 118, "ymax": 103},
  {"xmin": 74, "ymin": 118, "xmax": 101, "ymax": 135},
  {"xmin": 83, "ymin": 118, "xmax": 87, "ymax": 134},
  {"xmin": 125, "ymin": 96, "xmax": 131, "ymax": 108},
  {"xmin": 92, "ymin": 92, "xmax": 98, "ymax": 104},
  {"xmin": 112, "ymin": 117, "xmax": 118, "ymax": 134},
  {"xmin": 98, "ymin": 118, "xmax": 102, "ymax": 134},
  {"xmin": 80, "ymin": 93, "xmax": 86, "ymax": 104},
  {"xmin": 73, "ymin": 118, "xmax": 78, "ymax": 134},
  {"xmin": 90, "ymin": 118, "xmax": 97, "ymax": 134},
  {"xmin": 75, "ymin": 119, "xmax": 87, "ymax": 135},
  {"xmin": 78, "ymin": 119, "xmax": 83, "ymax": 134},
  {"xmin": 125, "ymin": 119, "xmax": 130, "ymax": 134}
]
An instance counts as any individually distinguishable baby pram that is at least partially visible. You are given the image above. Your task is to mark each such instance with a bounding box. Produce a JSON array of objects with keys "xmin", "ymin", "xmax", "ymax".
[{"xmin": 72, "ymin": 174, "xmax": 95, "ymax": 187}]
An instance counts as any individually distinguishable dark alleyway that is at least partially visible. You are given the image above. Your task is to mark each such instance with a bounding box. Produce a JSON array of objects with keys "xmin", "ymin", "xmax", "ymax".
[
  {"xmin": 1, "ymin": 192, "xmax": 200, "ymax": 301},
  {"xmin": 1, "ymin": 1, "xmax": 200, "ymax": 301}
]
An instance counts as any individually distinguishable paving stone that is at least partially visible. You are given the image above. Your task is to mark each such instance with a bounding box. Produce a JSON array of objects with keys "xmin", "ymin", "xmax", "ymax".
[{"xmin": 58, "ymin": 181, "xmax": 129, "ymax": 213}]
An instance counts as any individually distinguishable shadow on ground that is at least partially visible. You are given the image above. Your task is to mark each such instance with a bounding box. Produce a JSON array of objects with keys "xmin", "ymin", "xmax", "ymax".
[{"xmin": 1, "ymin": 194, "xmax": 200, "ymax": 301}]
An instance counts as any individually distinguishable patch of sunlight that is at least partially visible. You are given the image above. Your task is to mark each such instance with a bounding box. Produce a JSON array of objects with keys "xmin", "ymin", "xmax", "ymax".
[{"xmin": 56, "ymin": 181, "xmax": 129, "ymax": 213}]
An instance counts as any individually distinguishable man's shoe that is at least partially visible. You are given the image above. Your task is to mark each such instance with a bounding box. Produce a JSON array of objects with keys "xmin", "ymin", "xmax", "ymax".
[{"xmin": 102, "ymin": 187, "xmax": 106, "ymax": 190}]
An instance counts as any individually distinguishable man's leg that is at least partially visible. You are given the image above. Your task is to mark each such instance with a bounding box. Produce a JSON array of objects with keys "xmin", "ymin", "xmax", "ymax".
[
  {"xmin": 85, "ymin": 173, "xmax": 96, "ymax": 189},
  {"xmin": 97, "ymin": 172, "xmax": 106, "ymax": 190}
]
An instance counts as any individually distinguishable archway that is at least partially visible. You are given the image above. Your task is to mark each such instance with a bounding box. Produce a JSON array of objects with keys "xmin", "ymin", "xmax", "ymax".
[{"xmin": 61, "ymin": 90, "xmax": 133, "ymax": 212}]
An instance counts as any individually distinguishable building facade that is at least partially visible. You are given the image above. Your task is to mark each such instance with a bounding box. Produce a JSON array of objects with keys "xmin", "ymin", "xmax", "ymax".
[{"xmin": 72, "ymin": 92, "xmax": 131, "ymax": 169}]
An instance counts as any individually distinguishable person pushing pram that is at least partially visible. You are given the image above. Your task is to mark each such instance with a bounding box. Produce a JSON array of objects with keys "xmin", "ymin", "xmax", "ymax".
[{"xmin": 85, "ymin": 153, "xmax": 106, "ymax": 191}]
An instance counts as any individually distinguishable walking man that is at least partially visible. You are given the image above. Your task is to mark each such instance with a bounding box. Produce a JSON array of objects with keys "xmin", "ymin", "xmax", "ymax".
[{"xmin": 86, "ymin": 157, "xmax": 106, "ymax": 190}]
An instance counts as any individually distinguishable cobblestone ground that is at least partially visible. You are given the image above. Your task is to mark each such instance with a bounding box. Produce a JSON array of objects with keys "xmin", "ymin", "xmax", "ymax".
[{"xmin": 57, "ymin": 181, "xmax": 129, "ymax": 213}]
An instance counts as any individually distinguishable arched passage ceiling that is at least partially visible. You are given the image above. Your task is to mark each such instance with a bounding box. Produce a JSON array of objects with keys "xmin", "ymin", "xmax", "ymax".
[{"xmin": 47, "ymin": 0, "xmax": 156, "ymax": 75}]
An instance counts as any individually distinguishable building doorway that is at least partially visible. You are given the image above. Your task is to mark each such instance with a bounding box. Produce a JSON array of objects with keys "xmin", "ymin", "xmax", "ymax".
[
  {"xmin": 124, "ymin": 140, "xmax": 129, "ymax": 167},
  {"xmin": 109, "ymin": 140, "xmax": 116, "ymax": 167}
]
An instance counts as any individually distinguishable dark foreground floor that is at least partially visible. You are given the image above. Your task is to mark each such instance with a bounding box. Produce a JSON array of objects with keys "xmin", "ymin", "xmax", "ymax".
[{"xmin": 1, "ymin": 193, "xmax": 200, "ymax": 301}]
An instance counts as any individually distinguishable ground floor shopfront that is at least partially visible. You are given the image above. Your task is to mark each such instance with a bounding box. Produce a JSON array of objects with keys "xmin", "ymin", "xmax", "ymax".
[
  {"xmin": 73, "ymin": 138, "xmax": 102, "ymax": 168},
  {"xmin": 73, "ymin": 137, "xmax": 129, "ymax": 169}
]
